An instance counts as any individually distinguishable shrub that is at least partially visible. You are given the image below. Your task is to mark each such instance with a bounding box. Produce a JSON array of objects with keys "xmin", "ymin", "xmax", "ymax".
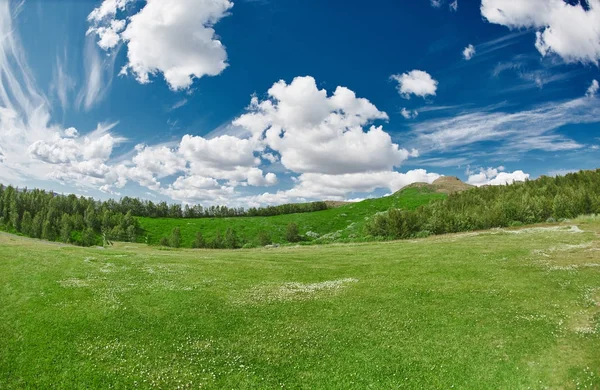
[
  {"xmin": 159, "ymin": 237, "xmax": 170, "ymax": 247},
  {"xmin": 169, "ymin": 227, "xmax": 181, "ymax": 248},
  {"xmin": 305, "ymin": 231, "xmax": 320, "ymax": 239},
  {"xmin": 224, "ymin": 228, "xmax": 239, "ymax": 249},
  {"xmin": 211, "ymin": 230, "xmax": 224, "ymax": 249},
  {"xmin": 192, "ymin": 231, "xmax": 206, "ymax": 248},
  {"xmin": 81, "ymin": 228, "xmax": 97, "ymax": 247},
  {"xmin": 285, "ymin": 223, "xmax": 300, "ymax": 243},
  {"xmin": 414, "ymin": 230, "xmax": 431, "ymax": 239},
  {"xmin": 258, "ymin": 231, "xmax": 272, "ymax": 246}
]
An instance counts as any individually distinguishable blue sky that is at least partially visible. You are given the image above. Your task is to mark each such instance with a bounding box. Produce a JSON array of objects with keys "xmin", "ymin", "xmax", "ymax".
[{"xmin": 0, "ymin": 0, "xmax": 599, "ymax": 206}]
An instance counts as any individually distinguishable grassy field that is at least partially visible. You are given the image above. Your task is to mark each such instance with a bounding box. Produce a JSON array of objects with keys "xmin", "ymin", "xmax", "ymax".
[
  {"xmin": 138, "ymin": 187, "xmax": 447, "ymax": 247},
  {"xmin": 2, "ymin": 216, "xmax": 600, "ymax": 388}
]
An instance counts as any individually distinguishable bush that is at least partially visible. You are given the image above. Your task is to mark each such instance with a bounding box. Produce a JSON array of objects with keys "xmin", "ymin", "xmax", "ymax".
[
  {"xmin": 211, "ymin": 230, "xmax": 224, "ymax": 249},
  {"xmin": 285, "ymin": 223, "xmax": 300, "ymax": 243},
  {"xmin": 258, "ymin": 231, "xmax": 272, "ymax": 246},
  {"xmin": 414, "ymin": 230, "xmax": 431, "ymax": 239},
  {"xmin": 546, "ymin": 217, "xmax": 556, "ymax": 223},
  {"xmin": 224, "ymin": 228, "xmax": 239, "ymax": 249},
  {"xmin": 365, "ymin": 212, "xmax": 389, "ymax": 237},
  {"xmin": 169, "ymin": 227, "xmax": 181, "ymax": 248},
  {"xmin": 159, "ymin": 237, "xmax": 170, "ymax": 247},
  {"xmin": 192, "ymin": 231, "xmax": 206, "ymax": 248},
  {"xmin": 81, "ymin": 228, "xmax": 97, "ymax": 247},
  {"xmin": 305, "ymin": 231, "xmax": 320, "ymax": 239}
]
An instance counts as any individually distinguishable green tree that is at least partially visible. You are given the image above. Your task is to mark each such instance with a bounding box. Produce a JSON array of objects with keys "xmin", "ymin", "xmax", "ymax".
[
  {"xmin": 192, "ymin": 231, "xmax": 206, "ymax": 248},
  {"xmin": 126, "ymin": 225, "xmax": 137, "ymax": 242},
  {"xmin": 60, "ymin": 214, "xmax": 72, "ymax": 243},
  {"xmin": 81, "ymin": 228, "xmax": 97, "ymax": 247},
  {"xmin": 224, "ymin": 228, "xmax": 239, "ymax": 249},
  {"xmin": 20, "ymin": 211, "xmax": 33, "ymax": 236},
  {"xmin": 169, "ymin": 227, "xmax": 181, "ymax": 248},
  {"xmin": 285, "ymin": 223, "xmax": 300, "ymax": 243},
  {"xmin": 31, "ymin": 214, "xmax": 43, "ymax": 238},
  {"xmin": 159, "ymin": 237, "xmax": 170, "ymax": 247},
  {"xmin": 41, "ymin": 219, "xmax": 57, "ymax": 241},
  {"xmin": 258, "ymin": 231, "xmax": 272, "ymax": 246},
  {"xmin": 212, "ymin": 230, "xmax": 224, "ymax": 249}
]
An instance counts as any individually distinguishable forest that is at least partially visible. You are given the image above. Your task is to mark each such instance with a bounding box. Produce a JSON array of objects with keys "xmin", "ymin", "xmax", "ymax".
[{"xmin": 367, "ymin": 169, "xmax": 600, "ymax": 239}]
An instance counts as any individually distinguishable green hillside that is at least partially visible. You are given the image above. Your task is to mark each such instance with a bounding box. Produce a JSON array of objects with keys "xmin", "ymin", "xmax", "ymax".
[{"xmin": 138, "ymin": 187, "xmax": 447, "ymax": 247}]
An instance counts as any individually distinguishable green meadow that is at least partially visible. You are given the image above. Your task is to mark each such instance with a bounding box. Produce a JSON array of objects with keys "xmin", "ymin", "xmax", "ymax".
[
  {"xmin": 2, "ymin": 216, "xmax": 600, "ymax": 388},
  {"xmin": 138, "ymin": 187, "xmax": 447, "ymax": 247}
]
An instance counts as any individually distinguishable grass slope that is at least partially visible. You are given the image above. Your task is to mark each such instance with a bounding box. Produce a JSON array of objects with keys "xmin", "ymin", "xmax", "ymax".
[
  {"xmin": 138, "ymin": 187, "xmax": 447, "ymax": 247},
  {"xmin": 2, "ymin": 217, "xmax": 600, "ymax": 388}
]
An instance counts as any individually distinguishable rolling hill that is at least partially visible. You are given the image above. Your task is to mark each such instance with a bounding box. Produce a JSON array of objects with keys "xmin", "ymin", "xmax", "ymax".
[{"xmin": 138, "ymin": 186, "xmax": 449, "ymax": 247}]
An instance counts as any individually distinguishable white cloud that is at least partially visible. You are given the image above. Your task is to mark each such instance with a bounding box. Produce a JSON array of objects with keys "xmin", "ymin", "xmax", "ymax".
[
  {"xmin": 246, "ymin": 169, "xmax": 441, "ymax": 204},
  {"xmin": 87, "ymin": 0, "xmax": 132, "ymax": 23},
  {"xmin": 88, "ymin": 0, "xmax": 233, "ymax": 90},
  {"xmin": 449, "ymin": 0, "xmax": 458, "ymax": 11},
  {"xmin": 76, "ymin": 34, "xmax": 118, "ymax": 111},
  {"xmin": 430, "ymin": 0, "xmax": 442, "ymax": 8},
  {"xmin": 400, "ymin": 108, "xmax": 419, "ymax": 119},
  {"xmin": 170, "ymin": 99, "xmax": 188, "ymax": 111},
  {"xmin": 233, "ymin": 76, "xmax": 418, "ymax": 175},
  {"xmin": 411, "ymin": 97, "xmax": 599, "ymax": 153},
  {"xmin": 586, "ymin": 79, "xmax": 599, "ymax": 97},
  {"xmin": 467, "ymin": 166, "xmax": 529, "ymax": 186},
  {"xmin": 3, "ymin": 2, "xmax": 435, "ymax": 206},
  {"xmin": 49, "ymin": 51, "xmax": 75, "ymax": 111},
  {"xmin": 481, "ymin": 0, "xmax": 600, "ymax": 64},
  {"xmin": 462, "ymin": 44, "xmax": 475, "ymax": 60},
  {"xmin": 390, "ymin": 70, "xmax": 438, "ymax": 99}
]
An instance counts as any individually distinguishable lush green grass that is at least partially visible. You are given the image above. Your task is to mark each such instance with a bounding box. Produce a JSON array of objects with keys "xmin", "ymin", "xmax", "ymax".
[
  {"xmin": 138, "ymin": 187, "xmax": 447, "ymax": 247},
  {"xmin": 2, "ymin": 217, "xmax": 600, "ymax": 388}
]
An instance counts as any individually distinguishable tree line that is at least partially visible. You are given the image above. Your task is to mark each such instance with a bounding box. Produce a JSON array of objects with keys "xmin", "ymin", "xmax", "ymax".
[
  {"xmin": 0, "ymin": 185, "xmax": 141, "ymax": 246},
  {"xmin": 366, "ymin": 169, "xmax": 600, "ymax": 239},
  {"xmin": 159, "ymin": 222, "xmax": 302, "ymax": 249},
  {"xmin": 98, "ymin": 197, "xmax": 328, "ymax": 218}
]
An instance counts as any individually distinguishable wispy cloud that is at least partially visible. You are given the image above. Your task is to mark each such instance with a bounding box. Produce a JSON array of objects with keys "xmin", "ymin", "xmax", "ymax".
[
  {"xmin": 170, "ymin": 98, "xmax": 188, "ymax": 111},
  {"xmin": 410, "ymin": 97, "xmax": 600, "ymax": 154},
  {"xmin": 76, "ymin": 34, "xmax": 119, "ymax": 111},
  {"xmin": 50, "ymin": 48, "xmax": 75, "ymax": 112}
]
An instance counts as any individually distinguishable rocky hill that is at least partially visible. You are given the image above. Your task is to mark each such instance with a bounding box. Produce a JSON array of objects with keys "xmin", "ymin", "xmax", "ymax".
[{"xmin": 402, "ymin": 176, "xmax": 474, "ymax": 195}]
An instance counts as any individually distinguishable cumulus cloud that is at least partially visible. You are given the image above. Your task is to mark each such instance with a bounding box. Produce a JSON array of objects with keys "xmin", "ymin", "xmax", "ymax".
[
  {"xmin": 88, "ymin": 0, "xmax": 233, "ymax": 90},
  {"xmin": 481, "ymin": 0, "xmax": 600, "ymax": 64},
  {"xmin": 400, "ymin": 108, "xmax": 419, "ymax": 119},
  {"xmin": 233, "ymin": 76, "xmax": 418, "ymax": 175},
  {"xmin": 467, "ymin": 166, "xmax": 530, "ymax": 186},
  {"xmin": 587, "ymin": 79, "xmax": 599, "ymax": 97},
  {"xmin": 390, "ymin": 70, "xmax": 438, "ymax": 99},
  {"xmin": 462, "ymin": 44, "xmax": 476, "ymax": 60}
]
